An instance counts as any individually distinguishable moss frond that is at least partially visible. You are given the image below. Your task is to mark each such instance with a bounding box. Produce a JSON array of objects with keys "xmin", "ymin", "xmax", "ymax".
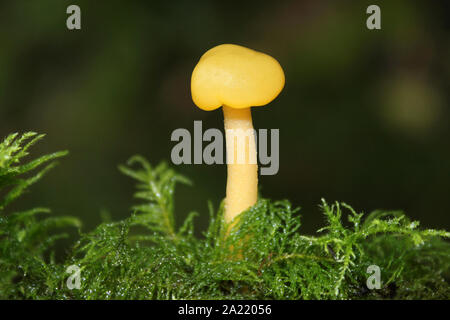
[
  {"xmin": 0, "ymin": 132, "xmax": 448, "ymax": 299},
  {"xmin": 0, "ymin": 132, "xmax": 80, "ymax": 299}
]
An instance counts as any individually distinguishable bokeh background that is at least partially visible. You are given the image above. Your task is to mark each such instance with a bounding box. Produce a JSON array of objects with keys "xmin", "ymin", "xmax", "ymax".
[{"xmin": 1, "ymin": 0, "xmax": 449, "ymax": 238}]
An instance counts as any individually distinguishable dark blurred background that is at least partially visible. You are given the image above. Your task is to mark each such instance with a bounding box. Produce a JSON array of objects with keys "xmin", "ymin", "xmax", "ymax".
[{"xmin": 1, "ymin": 0, "xmax": 449, "ymax": 237}]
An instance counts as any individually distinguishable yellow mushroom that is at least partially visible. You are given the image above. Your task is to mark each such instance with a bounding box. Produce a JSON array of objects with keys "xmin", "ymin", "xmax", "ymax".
[{"xmin": 191, "ymin": 44, "xmax": 285, "ymax": 224}]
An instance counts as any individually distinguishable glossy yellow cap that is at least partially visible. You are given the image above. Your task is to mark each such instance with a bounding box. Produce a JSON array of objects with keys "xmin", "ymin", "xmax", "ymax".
[{"xmin": 191, "ymin": 44, "xmax": 285, "ymax": 111}]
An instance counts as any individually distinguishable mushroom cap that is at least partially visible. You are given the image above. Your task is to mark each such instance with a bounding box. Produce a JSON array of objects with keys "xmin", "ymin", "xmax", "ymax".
[{"xmin": 191, "ymin": 44, "xmax": 285, "ymax": 111}]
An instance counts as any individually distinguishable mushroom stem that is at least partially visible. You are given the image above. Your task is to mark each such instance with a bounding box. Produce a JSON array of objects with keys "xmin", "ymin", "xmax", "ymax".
[{"xmin": 223, "ymin": 105, "xmax": 258, "ymax": 225}]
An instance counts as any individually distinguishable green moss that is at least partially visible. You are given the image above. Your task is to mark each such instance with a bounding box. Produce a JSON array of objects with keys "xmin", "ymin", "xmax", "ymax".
[{"xmin": 0, "ymin": 132, "xmax": 449, "ymax": 299}]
